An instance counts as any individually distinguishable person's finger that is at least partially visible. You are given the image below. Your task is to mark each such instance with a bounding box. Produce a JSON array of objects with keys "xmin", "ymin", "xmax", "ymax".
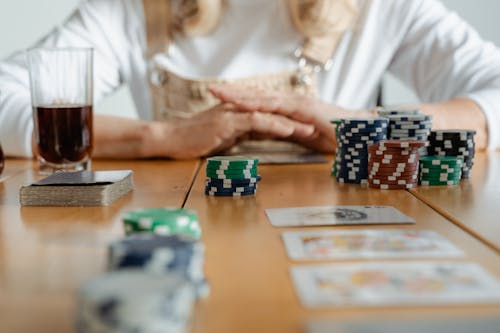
[
  {"xmin": 212, "ymin": 84, "xmax": 320, "ymax": 124},
  {"xmin": 211, "ymin": 84, "xmax": 280, "ymax": 112},
  {"xmin": 231, "ymin": 111, "xmax": 315, "ymax": 139}
]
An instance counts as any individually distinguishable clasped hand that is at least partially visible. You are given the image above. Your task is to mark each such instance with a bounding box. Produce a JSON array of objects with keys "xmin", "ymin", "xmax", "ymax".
[{"xmin": 165, "ymin": 84, "xmax": 337, "ymax": 159}]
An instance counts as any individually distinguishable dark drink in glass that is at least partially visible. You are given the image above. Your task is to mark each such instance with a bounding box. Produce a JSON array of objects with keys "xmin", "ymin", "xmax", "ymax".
[
  {"xmin": 28, "ymin": 48, "xmax": 93, "ymax": 174},
  {"xmin": 34, "ymin": 105, "xmax": 93, "ymax": 165}
]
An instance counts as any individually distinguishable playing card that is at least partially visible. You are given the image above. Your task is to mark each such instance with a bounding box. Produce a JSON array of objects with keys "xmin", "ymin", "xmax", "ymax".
[
  {"xmin": 282, "ymin": 229, "xmax": 463, "ymax": 260},
  {"xmin": 307, "ymin": 316, "xmax": 500, "ymax": 333},
  {"xmin": 291, "ymin": 262, "xmax": 500, "ymax": 307},
  {"xmin": 266, "ymin": 206, "xmax": 415, "ymax": 227}
]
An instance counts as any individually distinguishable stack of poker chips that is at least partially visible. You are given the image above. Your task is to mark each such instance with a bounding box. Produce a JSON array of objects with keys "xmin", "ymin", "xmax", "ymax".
[
  {"xmin": 78, "ymin": 208, "xmax": 207, "ymax": 333},
  {"xmin": 427, "ymin": 130, "xmax": 476, "ymax": 178},
  {"xmin": 368, "ymin": 140, "xmax": 427, "ymax": 190},
  {"xmin": 122, "ymin": 208, "xmax": 202, "ymax": 240},
  {"xmin": 419, "ymin": 156, "xmax": 463, "ymax": 186},
  {"xmin": 205, "ymin": 156, "xmax": 261, "ymax": 196},
  {"xmin": 335, "ymin": 118, "xmax": 389, "ymax": 184},
  {"xmin": 108, "ymin": 234, "xmax": 209, "ymax": 298},
  {"xmin": 77, "ymin": 271, "xmax": 195, "ymax": 333}
]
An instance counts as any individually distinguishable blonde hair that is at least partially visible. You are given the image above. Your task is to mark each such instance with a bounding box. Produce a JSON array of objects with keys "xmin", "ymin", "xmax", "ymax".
[{"xmin": 173, "ymin": 0, "xmax": 359, "ymax": 37}]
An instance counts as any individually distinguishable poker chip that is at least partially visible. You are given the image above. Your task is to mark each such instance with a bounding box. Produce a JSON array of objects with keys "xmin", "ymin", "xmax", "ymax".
[
  {"xmin": 205, "ymin": 156, "xmax": 261, "ymax": 196},
  {"xmin": 418, "ymin": 156, "xmax": 463, "ymax": 186},
  {"xmin": 205, "ymin": 184, "xmax": 257, "ymax": 193},
  {"xmin": 205, "ymin": 175, "xmax": 261, "ymax": 187},
  {"xmin": 108, "ymin": 234, "xmax": 209, "ymax": 298},
  {"xmin": 333, "ymin": 118, "xmax": 389, "ymax": 184},
  {"xmin": 368, "ymin": 140, "xmax": 426, "ymax": 190},
  {"xmin": 206, "ymin": 156, "xmax": 258, "ymax": 167},
  {"xmin": 122, "ymin": 208, "xmax": 201, "ymax": 239},
  {"xmin": 205, "ymin": 189, "xmax": 257, "ymax": 197},
  {"xmin": 427, "ymin": 130, "xmax": 476, "ymax": 178},
  {"xmin": 77, "ymin": 271, "xmax": 195, "ymax": 333},
  {"xmin": 205, "ymin": 169, "xmax": 258, "ymax": 179}
]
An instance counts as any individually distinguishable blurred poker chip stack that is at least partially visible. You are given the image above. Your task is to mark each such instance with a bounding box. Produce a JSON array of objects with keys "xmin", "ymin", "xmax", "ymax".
[
  {"xmin": 109, "ymin": 234, "xmax": 209, "ymax": 298},
  {"xmin": 427, "ymin": 130, "xmax": 476, "ymax": 178},
  {"xmin": 122, "ymin": 208, "xmax": 202, "ymax": 240},
  {"xmin": 77, "ymin": 271, "xmax": 195, "ymax": 333},
  {"xmin": 368, "ymin": 140, "xmax": 427, "ymax": 189},
  {"xmin": 419, "ymin": 156, "xmax": 463, "ymax": 186},
  {"xmin": 335, "ymin": 118, "xmax": 389, "ymax": 184},
  {"xmin": 205, "ymin": 156, "xmax": 261, "ymax": 196}
]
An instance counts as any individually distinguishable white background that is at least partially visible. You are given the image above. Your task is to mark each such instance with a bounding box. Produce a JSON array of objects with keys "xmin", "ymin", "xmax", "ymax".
[{"xmin": 1, "ymin": 0, "xmax": 499, "ymax": 118}]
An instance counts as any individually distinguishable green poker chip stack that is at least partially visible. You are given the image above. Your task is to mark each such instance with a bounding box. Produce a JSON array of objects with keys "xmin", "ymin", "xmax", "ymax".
[
  {"xmin": 122, "ymin": 207, "xmax": 202, "ymax": 239},
  {"xmin": 205, "ymin": 156, "xmax": 261, "ymax": 196},
  {"xmin": 418, "ymin": 156, "xmax": 463, "ymax": 186}
]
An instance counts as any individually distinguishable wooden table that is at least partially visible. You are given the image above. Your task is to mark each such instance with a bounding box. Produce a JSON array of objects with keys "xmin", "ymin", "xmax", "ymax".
[
  {"xmin": 186, "ymin": 161, "xmax": 500, "ymax": 333},
  {"xmin": 410, "ymin": 152, "xmax": 500, "ymax": 253},
  {"xmin": 1, "ymin": 157, "xmax": 499, "ymax": 333},
  {"xmin": 0, "ymin": 159, "xmax": 200, "ymax": 333}
]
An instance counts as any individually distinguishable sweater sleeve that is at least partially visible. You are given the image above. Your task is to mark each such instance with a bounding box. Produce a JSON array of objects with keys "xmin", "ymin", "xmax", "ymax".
[
  {"xmin": 0, "ymin": 0, "xmax": 132, "ymax": 157},
  {"xmin": 388, "ymin": 0, "xmax": 500, "ymax": 150}
]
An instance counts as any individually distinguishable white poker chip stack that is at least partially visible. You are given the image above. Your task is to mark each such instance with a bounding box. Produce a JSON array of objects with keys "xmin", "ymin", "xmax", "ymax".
[{"xmin": 77, "ymin": 271, "xmax": 195, "ymax": 333}]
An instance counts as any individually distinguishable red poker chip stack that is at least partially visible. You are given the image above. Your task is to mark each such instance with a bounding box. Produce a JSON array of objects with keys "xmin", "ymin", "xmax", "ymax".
[{"xmin": 368, "ymin": 140, "xmax": 427, "ymax": 190}]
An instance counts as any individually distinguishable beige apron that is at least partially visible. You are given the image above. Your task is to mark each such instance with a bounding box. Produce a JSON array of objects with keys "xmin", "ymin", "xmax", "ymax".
[{"xmin": 142, "ymin": 0, "xmax": 343, "ymax": 155}]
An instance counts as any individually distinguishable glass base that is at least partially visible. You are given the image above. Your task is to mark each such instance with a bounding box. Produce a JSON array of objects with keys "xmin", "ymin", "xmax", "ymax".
[{"xmin": 37, "ymin": 156, "xmax": 91, "ymax": 175}]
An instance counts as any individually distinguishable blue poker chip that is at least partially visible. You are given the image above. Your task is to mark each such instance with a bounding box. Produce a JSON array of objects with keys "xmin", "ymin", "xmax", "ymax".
[
  {"xmin": 341, "ymin": 118, "xmax": 389, "ymax": 125},
  {"xmin": 204, "ymin": 182, "xmax": 258, "ymax": 190},
  {"xmin": 205, "ymin": 189, "xmax": 257, "ymax": 196},
  {"xmin": 339, "ymin": 124, "xmax": 388, "ymax": 131},
  {"xmin": 205, "ymin": 184, "xmax": 257, "ymax": 193},
  {"xmin": 338, "ymin": 127, "xmax": 388, "ymax": 134}
]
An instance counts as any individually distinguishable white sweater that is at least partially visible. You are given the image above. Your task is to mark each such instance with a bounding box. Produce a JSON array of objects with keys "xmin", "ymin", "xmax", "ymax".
[{"xmin": 1, "ymin": 0, "xmax": 500, "ymax": 156}]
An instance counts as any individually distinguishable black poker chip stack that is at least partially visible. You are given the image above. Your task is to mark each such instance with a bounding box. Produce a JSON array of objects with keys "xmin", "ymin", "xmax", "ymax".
[{"xmin": 427, "ymin": 130, "xmax": 476, "ymax": 179}]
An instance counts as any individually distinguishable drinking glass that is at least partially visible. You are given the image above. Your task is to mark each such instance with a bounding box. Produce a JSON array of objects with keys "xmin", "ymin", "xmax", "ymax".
[
  {"xmin": 28, "ymin": 48, "xmax": 93, "ymax": 174},
  {"xmin": 0, "ymin": 141, "xmax": 4, "ymax": 176}
]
